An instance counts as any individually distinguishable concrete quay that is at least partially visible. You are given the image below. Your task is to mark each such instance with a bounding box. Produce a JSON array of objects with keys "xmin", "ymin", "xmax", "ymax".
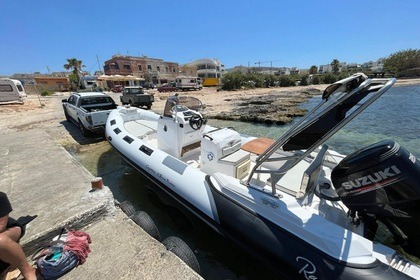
[{"xmin": 0, "ymin": 129, "xmax": 202, "ymax": 279}]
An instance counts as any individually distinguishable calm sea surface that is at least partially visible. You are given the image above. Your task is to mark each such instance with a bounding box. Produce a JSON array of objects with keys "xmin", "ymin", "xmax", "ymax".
[{"xmin": 72, "ymin": 84, "xmax": 420, "ymax": 280}]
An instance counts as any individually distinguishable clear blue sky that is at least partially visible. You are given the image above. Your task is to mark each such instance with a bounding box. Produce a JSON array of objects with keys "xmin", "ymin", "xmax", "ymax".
[{"xmin": 1, "ymin": 0, "xmax": 419, "ymax": 76}]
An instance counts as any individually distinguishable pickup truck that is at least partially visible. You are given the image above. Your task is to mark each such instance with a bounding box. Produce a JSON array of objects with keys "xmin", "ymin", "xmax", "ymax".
[
  {"xmin": 120, "ymin": 86, "xmax": 154, "ymax": 109},
  {"xmin": 62, "ymin": 92, "xmax": 117, "ymax": 136}
]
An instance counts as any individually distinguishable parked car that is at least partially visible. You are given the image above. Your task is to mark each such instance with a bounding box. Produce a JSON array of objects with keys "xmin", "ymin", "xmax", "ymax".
[
  {"xmin": 111, "ymin": 85, "xmax": 124, "ymax": 93},
  {"xmin": 120, "ymin": 86, "xmax": 154, "ymax": 109},
  {"xmin": 157, "ymin": 83, "xmax": 178, "ymax": 92},
  {"xmin": 142, "ymin": 82, "xmax": 155, "ymax": 89},
  {"xmin": 62, "ymin": 92, "xmax": 117, "ymax": 136}
]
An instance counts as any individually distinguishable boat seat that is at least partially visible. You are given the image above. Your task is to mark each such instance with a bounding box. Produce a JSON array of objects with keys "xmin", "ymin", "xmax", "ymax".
[
  {"xmin": 124, "ymin": 120, "xmax": 157, "ymax": 139},
  {"xmin": 242, "ymin": 138, "xmax": 275, "ymax": 155},
  {"xmin": 266, "ymin": 146, "xmax": 328, "ymax": 198},
  {"xmin": 296, "ymin": 144, "xmax": 329, "ymax": 199},
  {"xmin": 273, "ymin": 160, "xmax": 311, "ymax": 196}
]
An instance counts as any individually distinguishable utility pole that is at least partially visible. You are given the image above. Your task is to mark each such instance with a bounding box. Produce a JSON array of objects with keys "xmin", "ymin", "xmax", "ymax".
[{"xmin": 96, "ymin": 55, "xmax": 101, "ymax": 74}]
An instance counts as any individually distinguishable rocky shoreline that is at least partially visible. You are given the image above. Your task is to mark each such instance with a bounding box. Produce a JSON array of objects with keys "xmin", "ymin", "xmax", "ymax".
[
  {"xmin": 154, "ymin": 86, "xmax": 324, "ymax": 125},
  {"xmin": 204, "ymin": 88, "xmax": 321, "ymax": 125},
  {"xmin": 154, "ymin": 78, "xmax": 420, "ymax": 125}
]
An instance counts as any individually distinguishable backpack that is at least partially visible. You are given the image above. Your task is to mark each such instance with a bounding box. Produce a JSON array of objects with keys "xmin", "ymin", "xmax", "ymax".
[{"xmin": 34, "ymin": 229, "xmax": 90, "ymax": 280}]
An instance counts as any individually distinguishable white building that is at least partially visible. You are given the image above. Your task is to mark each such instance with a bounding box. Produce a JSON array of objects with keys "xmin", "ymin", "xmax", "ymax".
[{"xmin": 181, "ymin": 58, "xmax": 224, "ymax": 86}]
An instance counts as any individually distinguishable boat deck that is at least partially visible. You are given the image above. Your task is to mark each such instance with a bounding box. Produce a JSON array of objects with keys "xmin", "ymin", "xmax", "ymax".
[{"xmin": 123, "ymin": 119, "xmax": 319, "ymax": 196}]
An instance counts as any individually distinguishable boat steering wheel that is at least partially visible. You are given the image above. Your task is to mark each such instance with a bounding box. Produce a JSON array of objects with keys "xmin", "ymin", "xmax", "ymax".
[{"xmin": 189, "ymin": 114, "xmax": 204, "ymax": 130}]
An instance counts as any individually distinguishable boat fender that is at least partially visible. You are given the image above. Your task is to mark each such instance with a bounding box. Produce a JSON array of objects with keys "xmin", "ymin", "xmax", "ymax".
[
  {"xmin": 118, "ymin": 200, "xmax": 136, "ymax": 217},
  {"xmin": 162, "ymin": 236, "xmax": 201, "ymax": 274},
  {"xmin": 131, "ymin": 211, "xmax": 161, "ymax": 241}
]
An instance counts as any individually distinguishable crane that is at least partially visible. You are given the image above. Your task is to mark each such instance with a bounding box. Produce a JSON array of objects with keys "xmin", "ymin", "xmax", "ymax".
[{"xmin": 254, "ymin": 60, "xmax": 282, "ymax": 74}]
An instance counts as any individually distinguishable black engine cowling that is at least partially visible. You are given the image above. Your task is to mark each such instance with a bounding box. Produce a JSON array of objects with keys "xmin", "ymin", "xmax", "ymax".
[{"xmin": 331, "ymin": 139, "xmax": 420, "ymax": 257}]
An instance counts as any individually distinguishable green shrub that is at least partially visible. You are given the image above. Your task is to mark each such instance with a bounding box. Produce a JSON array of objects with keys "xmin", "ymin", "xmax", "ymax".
[
  {"xmin": 221, "ymin": 71, "xmax": 244, "ymax": 90},
  {"xmin": 40, "ymin": 90, "xmax": 54, "ymax": 96},
  {"xmin": 321, "ymin": 73, "xmax": 337, "ymax": 84},
  {"xmin": 312, "ymin": 75, "xmax": 320, "ymax": 85},
  {"xmin": 279, "ymin": 76, "xmax": 295, "ymax": 87},
  {"xmin": 300, "ymin": 75, "xmax": 309, "ymax": 86}
]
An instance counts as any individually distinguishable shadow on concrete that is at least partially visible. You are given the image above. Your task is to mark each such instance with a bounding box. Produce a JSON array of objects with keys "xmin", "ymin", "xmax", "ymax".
[{"xmin": 60, "ymin": 120, "xmax": 106, "ymax": 145}]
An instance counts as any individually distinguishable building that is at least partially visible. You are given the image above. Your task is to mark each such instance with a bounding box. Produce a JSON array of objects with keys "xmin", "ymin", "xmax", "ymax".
[
  {"xmin": 10, "ymin": 73, "xmax": 35, "ymax": 85},
  {"xmin": 180, "ymin": 58, "xmax": 224, "ymax": 86},
  {"xmin": 278, "ymin": 67, "xmax": 291, "ymax": 76},
  {"xmin": 103, "ymin": 55, "xmax": 179, "ymax": 86},
  {"xmin": 178, "ymin": 64, "xmax": 198, "ymax": 77},
  {"xmin": 345, "ymin": 63, "xmax": 362, "ymax": 72},
  {"xmin": 33, "ymin": 75, "xmax": 70, "ymax": 91},
  {"xmin": 276, "ymin": 67, "xmax": 300, "ymax": 76},
  {"xmin": 318, "ymin": 64, "xmax": 333, "ymax": 74},
  {"xmin": 362, "ymin": 59, "xmax": 385, "ymax": 73}
]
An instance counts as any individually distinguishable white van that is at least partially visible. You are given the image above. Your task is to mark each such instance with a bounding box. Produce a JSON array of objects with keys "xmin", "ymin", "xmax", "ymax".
[
  {"xmin": 175, "ymin": 76, "xmax": 202, "ymax": 91},
  {"xmin": 0, "ymin": 78, "xmax": 27, "ymax": 103}
]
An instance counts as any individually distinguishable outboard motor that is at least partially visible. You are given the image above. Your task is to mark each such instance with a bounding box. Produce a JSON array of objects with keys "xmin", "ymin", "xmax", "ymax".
[{"xmin": 331, "ymin": 140, "xmax": 420, "ymax": 257}]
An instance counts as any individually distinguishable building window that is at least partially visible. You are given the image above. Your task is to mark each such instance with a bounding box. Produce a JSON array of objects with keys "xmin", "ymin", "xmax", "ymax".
[
  {"xmin": 172, "ymin": 67, "xmax": 176, "ymax": 73},
  {"xmin": 157, "ymin": 66, "xmax": 160, "ymax": 72},
  {"xmin": 165, "ymin": 67, "xmax": 169, "ymax": 73},
  {"xmin": 147, "ymin": 65, "xmax": 152, "ymax": 70},
  {"xmin": 123, "ymin": 65, "xmax": 131, "ymax": 70},
  {"xmin": 138, "ymin": 65, "xmax": 142, "ymax": 71}
]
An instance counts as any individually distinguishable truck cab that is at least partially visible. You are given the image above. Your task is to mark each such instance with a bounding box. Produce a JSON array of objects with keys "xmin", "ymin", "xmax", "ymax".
[{"xmin": 120, "ymin": 86, "xmax": 154, "ymax": 109}]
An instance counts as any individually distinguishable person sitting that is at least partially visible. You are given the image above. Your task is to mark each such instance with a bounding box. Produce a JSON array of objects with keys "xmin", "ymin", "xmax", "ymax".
[{"xmin": 0, "ymin": 192, "xmax": 37, "ymax": 280}]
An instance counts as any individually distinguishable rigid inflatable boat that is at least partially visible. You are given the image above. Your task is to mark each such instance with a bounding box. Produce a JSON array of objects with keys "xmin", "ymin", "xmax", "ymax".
[{"xmin": 106, "ymin": 74, "xmax": 420, "ymax": 279}]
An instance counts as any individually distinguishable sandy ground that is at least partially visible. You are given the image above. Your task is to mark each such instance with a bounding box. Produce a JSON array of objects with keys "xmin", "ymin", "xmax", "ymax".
[{"xmin": 1, "ymin": 78, "xmax": 419, "ymax": 147}]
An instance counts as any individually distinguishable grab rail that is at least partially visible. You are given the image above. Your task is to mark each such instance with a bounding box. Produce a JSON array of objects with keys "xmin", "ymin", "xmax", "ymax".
[{"xmin": 246, "ymin": 76, "xmax": 397, "ymax": 197}]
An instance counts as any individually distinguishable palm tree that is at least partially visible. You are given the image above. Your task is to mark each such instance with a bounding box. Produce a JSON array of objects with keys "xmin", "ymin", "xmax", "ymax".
[
  {"xmin": 309, "ymin": 65, "xmax": 318, "ymax": 74},
  {"xmin": 330, "ymin": 59, "xmax": 340, "ymax": 75},
  {"xmin": 64, "ymin": 58, "xmax": 84, "ymax": 90}
]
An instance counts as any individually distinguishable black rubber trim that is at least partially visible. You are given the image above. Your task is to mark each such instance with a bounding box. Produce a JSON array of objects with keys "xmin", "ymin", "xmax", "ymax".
[
  {"xmin": 123, "ymin": 135, "xmax": 134, "ymax": 144},
  {"xmin": 139, "ymin": 145, "xmax": 153, "ymax": 156}
]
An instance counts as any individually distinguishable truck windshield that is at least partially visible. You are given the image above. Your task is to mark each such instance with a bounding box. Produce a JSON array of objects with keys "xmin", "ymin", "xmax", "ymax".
[
  {"xmin": 81, "ymin": 96, "xmax": 114, "ymax": 106},
  {"xmin": 125, "ymin": 88, "xmax": 143, "ymax": 94}
]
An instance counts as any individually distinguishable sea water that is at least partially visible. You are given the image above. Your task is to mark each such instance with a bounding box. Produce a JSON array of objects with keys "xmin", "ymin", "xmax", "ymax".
[
  {"xmin": 73, "ymin": 84, "xmax": 420, "ymax": 279},
  {"xmin": 209, "ymin": 84, "xmax": 420, "ymax": 157}
]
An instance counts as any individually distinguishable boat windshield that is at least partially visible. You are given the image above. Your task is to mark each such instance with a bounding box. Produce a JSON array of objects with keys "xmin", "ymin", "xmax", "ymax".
[{"xmin": 163, "ymin": 94, "xmax": 203, "ymax": 117}]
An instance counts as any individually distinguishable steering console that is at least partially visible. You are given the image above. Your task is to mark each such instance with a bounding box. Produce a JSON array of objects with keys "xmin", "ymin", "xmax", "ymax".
[{"xmin": 189, "ymin": 114, "xmax": 204, "ymax": 130}]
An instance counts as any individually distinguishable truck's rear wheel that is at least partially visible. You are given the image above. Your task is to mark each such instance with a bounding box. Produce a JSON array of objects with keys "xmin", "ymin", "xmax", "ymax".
[{"xmin": 78, "ymin": 120, "xmax": 91, "ymax": 137}]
